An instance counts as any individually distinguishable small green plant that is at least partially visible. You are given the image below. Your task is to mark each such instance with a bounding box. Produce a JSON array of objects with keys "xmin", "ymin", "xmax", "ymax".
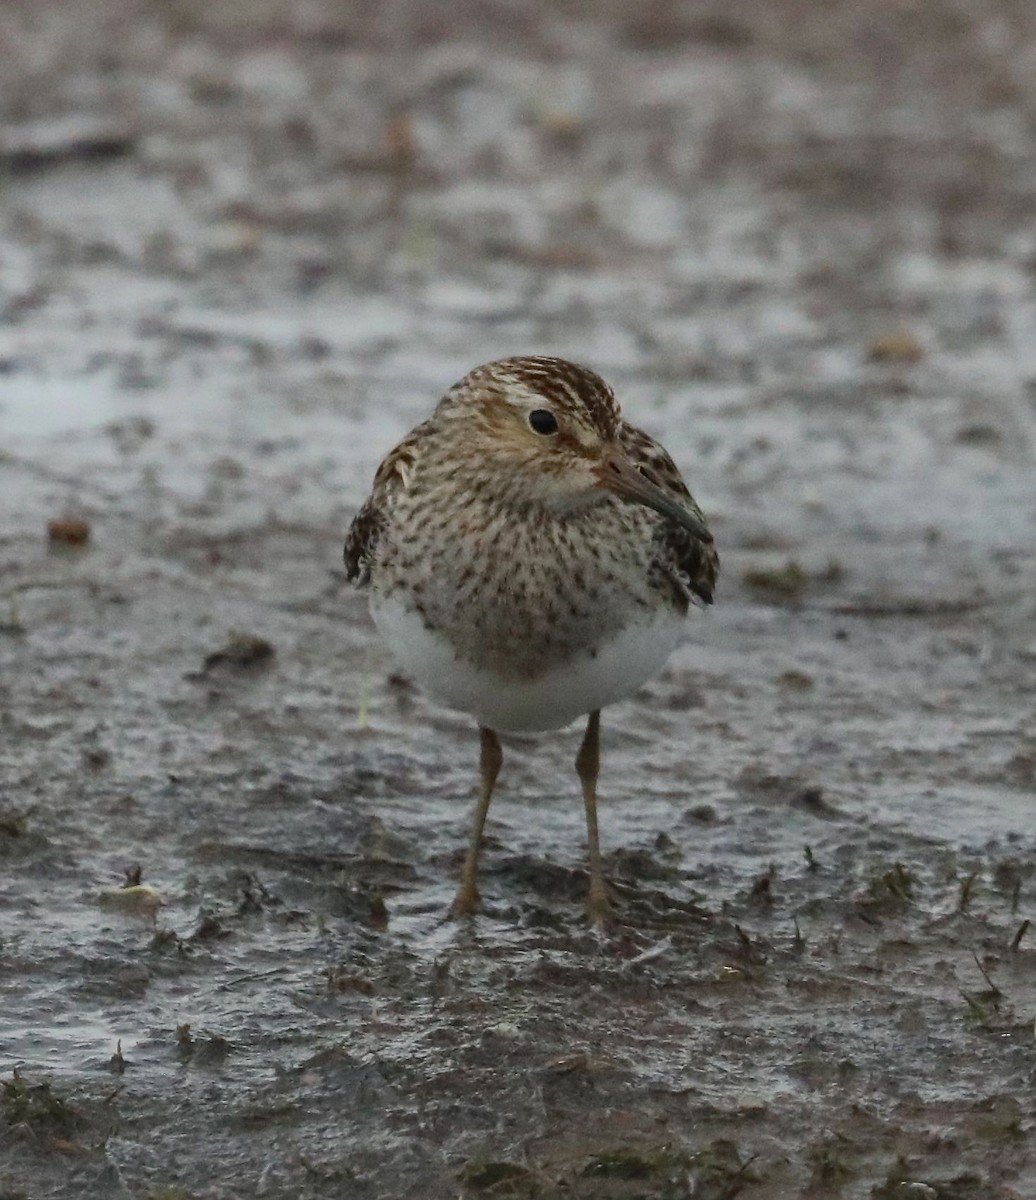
[
  {"xmin": 1, "ymin": 1069, "xmax": 81, "ymax": 1136},
  {"xmin": 867, "ymin": 862, "xmax": 917, "ymax": 904},
  {"xmin": 459, "ymin": 1158, "xmax": 537, "ymax": 1195}
]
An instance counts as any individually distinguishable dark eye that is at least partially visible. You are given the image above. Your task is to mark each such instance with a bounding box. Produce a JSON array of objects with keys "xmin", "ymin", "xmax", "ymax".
[{"xmin": 528, "ymin": 409, "xmax": 559, "ymax": 435}]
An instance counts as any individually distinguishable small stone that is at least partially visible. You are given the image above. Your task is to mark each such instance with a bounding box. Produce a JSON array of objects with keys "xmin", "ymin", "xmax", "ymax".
[
  {"xmin": 867, "ymin": 331, "xmax": 923, "ymax": 364},
  {"xmin": 47, "ymin": 518, "xmax": 90, "ymax": 547},
  {"xmin": 96, "ymin": 885, "xmax": 164, "ymax": 916}
]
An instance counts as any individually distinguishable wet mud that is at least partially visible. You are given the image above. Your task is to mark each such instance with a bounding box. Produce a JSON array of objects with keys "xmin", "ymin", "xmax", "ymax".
[{"xmin": 2, "ymin": 1, "xmax": 1036, "ymax": 1197}]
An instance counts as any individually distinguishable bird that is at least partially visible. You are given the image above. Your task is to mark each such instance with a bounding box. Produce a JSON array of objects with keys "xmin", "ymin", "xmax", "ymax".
[{"xmin": 344, "ymin": 356, "xmax": 718, "ymax": 926}]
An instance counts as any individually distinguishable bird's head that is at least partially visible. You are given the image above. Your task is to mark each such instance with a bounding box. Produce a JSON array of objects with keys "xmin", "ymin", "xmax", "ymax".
[{"xmin": 433, "ymin": 355, "xmax": 712, "ymax": 543}]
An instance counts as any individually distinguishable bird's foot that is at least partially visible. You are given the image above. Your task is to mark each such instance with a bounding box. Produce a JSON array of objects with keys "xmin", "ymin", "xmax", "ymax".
[
  {"xmin": 586, "ymin": 882, "xmax": 614, "ymax": 932},
  {"xmin": 447, "ymin": 882, "xmax": 481, "ymax": 920}
]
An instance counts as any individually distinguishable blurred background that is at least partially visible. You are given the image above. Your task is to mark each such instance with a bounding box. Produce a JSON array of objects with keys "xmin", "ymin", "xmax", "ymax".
[
  {"xmin": 2, "ymin": 3, "xmax": 1036, "ymax": 1198},
  {"xmin": 4, "ymin": 0, "xmax": 1036, "ymax": 490}
]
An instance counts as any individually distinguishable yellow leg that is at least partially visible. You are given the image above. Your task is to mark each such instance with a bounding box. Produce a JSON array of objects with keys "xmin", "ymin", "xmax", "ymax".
[
  {"xmin": 577, "ymin": 710, "xmax": 611, "ymax": 926},
  {"xmin": 448, "ymin": 726, "xmax": 502, "ymax": 918}
]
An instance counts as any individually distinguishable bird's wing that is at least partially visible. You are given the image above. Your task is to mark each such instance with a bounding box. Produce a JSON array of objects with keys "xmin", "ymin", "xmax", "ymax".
[
  {"xmin": 344, "ymin": 422, "xmax": 431, "ymax": 586},
  {"xmin": 619, "ymin": 421, "xmax": 719, "ymax": 608}
]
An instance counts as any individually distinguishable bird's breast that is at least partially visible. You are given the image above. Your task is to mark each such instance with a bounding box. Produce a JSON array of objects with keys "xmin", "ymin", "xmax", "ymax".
[{"xmin": 371, "ymin": 498, "xmax": 674, "ymax": 680}]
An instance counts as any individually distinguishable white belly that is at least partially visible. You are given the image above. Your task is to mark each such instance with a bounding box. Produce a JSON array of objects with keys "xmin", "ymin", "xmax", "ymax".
[{"xmin": 370, "ymin": 596, "xmax": 686, "ymax": 732}]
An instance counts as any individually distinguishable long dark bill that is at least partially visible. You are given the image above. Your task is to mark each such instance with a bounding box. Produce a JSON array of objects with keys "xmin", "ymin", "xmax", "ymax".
[{"xmin": 597, "ymin": 449, "xmax": 713, "ymax": 543}]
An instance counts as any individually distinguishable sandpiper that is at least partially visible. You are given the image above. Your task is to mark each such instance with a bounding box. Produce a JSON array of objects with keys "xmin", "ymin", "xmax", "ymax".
[{"xmin": 345, "ymin": 356, "xmax": 718, "ymax": 924}]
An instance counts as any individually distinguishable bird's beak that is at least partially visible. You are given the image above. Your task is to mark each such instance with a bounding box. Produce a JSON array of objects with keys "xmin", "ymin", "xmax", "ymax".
[{"xmin": 596, "ymin": 447, "xmax": 713, "ymax": 543}]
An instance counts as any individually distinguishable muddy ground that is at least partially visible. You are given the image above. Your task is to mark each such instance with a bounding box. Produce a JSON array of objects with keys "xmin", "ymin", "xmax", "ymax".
[{"xmin": 2, "ymin": 1, "xmax": 1036, "ymax": 1197}]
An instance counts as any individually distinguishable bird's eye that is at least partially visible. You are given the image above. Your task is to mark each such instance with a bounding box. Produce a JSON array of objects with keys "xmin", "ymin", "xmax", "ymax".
[{"xmin": 528, "ymin": 409, "xmax": 559, "ymax": 435}]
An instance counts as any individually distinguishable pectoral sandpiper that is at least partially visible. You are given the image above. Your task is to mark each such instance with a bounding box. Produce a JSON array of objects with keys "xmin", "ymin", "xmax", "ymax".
[{"xmin": 345, "ymin": 356, "xmax": 717, "ymax": 925}]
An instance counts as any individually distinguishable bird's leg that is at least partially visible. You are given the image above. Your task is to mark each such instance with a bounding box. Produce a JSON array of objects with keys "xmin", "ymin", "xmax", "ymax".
[
  {"xmin": 576, "ymin": 710, "xmax": 611, "ymax": 926},
  {"xmin": 448, "ymin": 726, "xmax": 503, "ymax": 918}
]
